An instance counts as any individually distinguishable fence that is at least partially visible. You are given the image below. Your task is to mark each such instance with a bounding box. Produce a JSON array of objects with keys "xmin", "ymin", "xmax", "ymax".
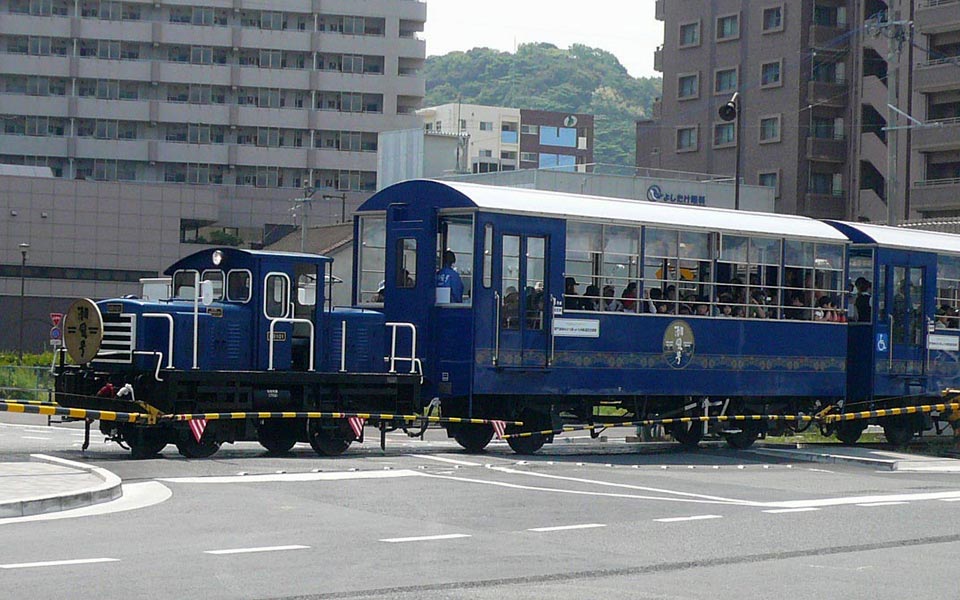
[{"xmin": 0, "ymin": 365, "xmax": 55, "ymax": 404}]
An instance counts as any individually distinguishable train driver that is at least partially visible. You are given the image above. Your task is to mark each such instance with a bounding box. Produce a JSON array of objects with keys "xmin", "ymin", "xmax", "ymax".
[{"xmin": 436, "ymin": 249, "xmax": 464, "ymax": 303}]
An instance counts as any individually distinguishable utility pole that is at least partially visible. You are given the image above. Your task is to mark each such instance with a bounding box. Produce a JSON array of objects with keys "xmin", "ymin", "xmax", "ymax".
[
  {"xmin": 292, "ymin": 186, "xmax": 317, "ymax": 253},
  {"xmin": 868, "ymin": 12, "xmax": 910, "ymax": 226}
]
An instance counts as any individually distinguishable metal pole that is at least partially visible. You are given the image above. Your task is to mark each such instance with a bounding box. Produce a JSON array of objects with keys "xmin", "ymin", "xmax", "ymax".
[
  {"xmin": 18, "ymin": 243, "xmax": 29, "ymax": 364},
  {"xmin": 886, "ymin": 24, "xmax": 900, "ymax": 226},
  {"xmin": 734, "ymin": 96, "xmax": 741, "ymax": 211}
]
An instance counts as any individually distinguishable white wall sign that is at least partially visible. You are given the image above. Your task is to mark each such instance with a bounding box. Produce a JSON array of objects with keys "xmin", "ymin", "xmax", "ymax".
[
  {"xmin": 553, "ymin": 318, "xmax": 600, "ymax": 338},
  {"xmin": 928, "ymin": 334, "xmax": 959, "ymax": 352}
]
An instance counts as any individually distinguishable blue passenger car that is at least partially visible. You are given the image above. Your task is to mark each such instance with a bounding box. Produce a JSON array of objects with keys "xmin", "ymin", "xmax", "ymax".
[{"xmin": 356, "ymin": 180, "xmax": 853, "ymax": 452}]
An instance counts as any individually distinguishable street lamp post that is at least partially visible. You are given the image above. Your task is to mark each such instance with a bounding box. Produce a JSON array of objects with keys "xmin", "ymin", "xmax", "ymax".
[
  {"xmin": 17, "ymin": 243, "xmax": 29, "ymax": 364},
  {"xmin": 719, "ymin": 92, "xmax": 741, "ymax": 211},
  {"xmin": 322, "ymin": 193, "xmax": 348, "ymax": 224}
]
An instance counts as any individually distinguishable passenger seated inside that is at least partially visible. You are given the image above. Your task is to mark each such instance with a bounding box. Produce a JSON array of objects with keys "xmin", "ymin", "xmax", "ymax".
[
  {"xmin": 564, "ymin": 277, "xmax": 585, "ymax": 310},
  {"xmin": 503, "ymin": 286, "xmax": 520, "ymax": 328},
  {"xmin": 602, "ymin": 285, "xmax": 623, "ymax": 312},
  {"xmin": 436, "ymin": 250, "xmax": 463, "ymax": 303},
  {"xmin": 717, "ymin": 293, "xmax": 734, "ymax": 317},
  {"xmin": 854, "ymin": 277, "xmax": 872, "ymax": 322},
  {"xmin": 584, "ymin": 284, "xmax": 601, "ymax": 310},
  {"xmin": 621, "ymin": 282, "xmax": 638, "ymax": 312},
  {"xmin": 649, "ymin": 288, "xmax": 664, "ymax": 313}
]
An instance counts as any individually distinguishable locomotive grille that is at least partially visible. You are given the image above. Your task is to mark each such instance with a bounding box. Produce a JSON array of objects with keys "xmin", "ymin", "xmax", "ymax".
[{"xmin": 93, "ymin": 313, "xmax": 136, "ymax": 364}]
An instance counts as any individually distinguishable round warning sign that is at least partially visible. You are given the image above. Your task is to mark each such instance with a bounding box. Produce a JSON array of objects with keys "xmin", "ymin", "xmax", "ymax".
[{"xmin": 63, "ymin": 298, "xmax": 104, "ymax": 365}]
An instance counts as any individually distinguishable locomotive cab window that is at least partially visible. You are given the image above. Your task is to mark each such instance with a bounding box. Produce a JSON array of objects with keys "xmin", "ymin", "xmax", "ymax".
[
  {"xmin": 396, "ymin": 238, "xmax": 416, "ymax": 288},
  {"xmin": 264, "ymin": 273, "xmax": 289, "ymax": 319},
  {"xmin": 436, "ymin": 214, "xmax": 474, "ymax": 304},
  {"xmin": 227, "ymin": 269, "xmax": 252, "ymax": 303},
  {"xmin": 357, "ymin": 216, "xmax": 386, "ymax": 304},
  {"xmin": 200, "ymin": 270, "xmax": 224, "ymax": 301},
  {"xmin": 173, "ymin": 270, "xmax": 200, "ymax": 299}
]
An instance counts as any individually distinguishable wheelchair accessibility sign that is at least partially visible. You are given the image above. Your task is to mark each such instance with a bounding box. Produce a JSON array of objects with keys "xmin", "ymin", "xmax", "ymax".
[{"xmin": 876, "ymin": 333, "xmax": 889, "ymax": 353}]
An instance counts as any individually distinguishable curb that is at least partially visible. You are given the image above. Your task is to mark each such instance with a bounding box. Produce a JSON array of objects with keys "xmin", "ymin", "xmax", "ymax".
[
  {"xmin": 750, "ymin": 446, "xmax": 960, "ymax": 471},
  {"xmin": 0, "ymin": 454, "xmax": 123, "ymax": 519}
]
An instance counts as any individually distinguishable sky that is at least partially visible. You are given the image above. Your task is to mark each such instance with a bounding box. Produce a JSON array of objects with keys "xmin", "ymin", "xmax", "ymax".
[{"xmin": 422, "ymin": 0, "xmax": 664, "ymax": 79}]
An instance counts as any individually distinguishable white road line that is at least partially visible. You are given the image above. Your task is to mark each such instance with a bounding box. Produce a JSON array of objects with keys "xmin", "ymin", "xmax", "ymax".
[
  {"xmin": 528, "ymin": 523, "xmax": 607, "ymax": 533},
  {"xmin": 654, "ymin": 515, "xmax": 723, "ymax": 523},
  {"xmin": 764, "ymin": 490, "xmax": 960, "ymax": 509},
  {"xmin": 0, "ymin": 558, "xmax": 119, "ymax": 570},
  {"xmin": 855, "ymin": 501, "xmax": 910, "ymax": 507},
  {"xmin": 204, "ymin": 545, "xmax": 309, "ymax": 555},
  {"xmin": 380, "ymin": 534, "xmax": 471, "ymax": 543},
  {"xmin": 409, "ymin": 454, "xmax": 482, "ymax": 467},
  {"xmin": 939, "ymin": 498, "xmax": 960, "ymax": 502},
  {"xmin": 762, "ymin": 508, "xmax": 821, "ymax": 514},
  {"xmin": 21, "ymin": 436, "xmax": 50, "ymax": 440},
  {"xmin": 158, "ymin": 469, "xmax": 419, "ymax": 484},
  {"xmin": 487, "ymin": 466, "xmax": 758, "ymax": 506}
]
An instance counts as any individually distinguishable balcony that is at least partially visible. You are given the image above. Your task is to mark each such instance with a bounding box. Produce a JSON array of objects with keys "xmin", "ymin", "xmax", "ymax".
[
  {"xmin": 915, "ymin": 0, "xmax": 960, "ymax": 34},
  {"xmin": 809, "ymin": 24, "xmax": 849, "ymax": 48},
  {"xmin": 804, "ymin": 191, "xmax": 847, "ymax": 219},
  {"xmin": 654, "ymin": 46, "xmax": 663, "ymax": 72},
  {"xmin": 912, "ymin": 177, "xmax": 960, "ymax": 213},
  {"xmin": 806, "ymin": 136, "xmax": 846, "ymax": 162},
  {"xmin": 807, "ymin": 80, "xmax": 848, "ymax": 107},
  {"xmin": 911, "ymin": 119, "xmax": 960, "ymax": 151},
  {"xmin": 914, "ymin": 58, "xmax": 960, "ymax": 92}
]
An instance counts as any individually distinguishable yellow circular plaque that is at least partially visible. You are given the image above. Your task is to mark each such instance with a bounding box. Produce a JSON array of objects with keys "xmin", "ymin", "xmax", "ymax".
[{"xmin": 63, "ymin": 298, "xmax": 104, "ymax": 365}]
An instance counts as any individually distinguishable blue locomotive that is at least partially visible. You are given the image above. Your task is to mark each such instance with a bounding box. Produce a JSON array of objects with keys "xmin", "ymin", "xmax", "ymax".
[{"xmin": 54, "ymin": 180, "xmax": 960, "ymax": 457}]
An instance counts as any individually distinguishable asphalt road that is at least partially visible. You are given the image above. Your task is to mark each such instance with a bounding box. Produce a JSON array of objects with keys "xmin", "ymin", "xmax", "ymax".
[{"xmin": 2, "ymin": 415, "xmax": 960, "ymax": 600}]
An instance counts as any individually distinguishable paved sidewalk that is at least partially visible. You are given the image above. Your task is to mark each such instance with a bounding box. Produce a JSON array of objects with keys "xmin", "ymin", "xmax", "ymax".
[
  {"xmin": 0, "ymin": 454, "xmax": 122, "ymax": 518},
  {"xmin": 752, "ymin": 444, "xmax": 960, "ymax": 471}
]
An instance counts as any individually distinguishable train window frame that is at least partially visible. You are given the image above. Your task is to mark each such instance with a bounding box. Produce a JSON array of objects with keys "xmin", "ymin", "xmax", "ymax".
[
  {"xmin": 482, "ymin": 223, "xmax": 493, "ymax": 289},
  {"xmin": 357, "ymin": 214, "xmax": 386, "ymax": 305},
  {"xmin": 200, "ymin": 269, "xmax": 224, "ymax": 301},
  {"xmin": 936, "ymin": 254, "xmax": 960, "ymax": 329},
  {"xmin": 226, "ymin": 269, "xmax": 252, "ymax": 303},
  {"xmin": 645, "ymin": 227, "xmax": 714, "ymax": 317},
  {"xmin": 263, "ymin": 272, "xmax": 290, "ymax": 319},
  {"xmin": 172, "ymin": 269, "xmax": 200, "ymax": 300}
]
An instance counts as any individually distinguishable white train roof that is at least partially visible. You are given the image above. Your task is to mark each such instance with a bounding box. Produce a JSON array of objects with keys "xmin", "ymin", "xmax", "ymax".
[
  {"xmin": 437, "ymin": 181, "xmax": 848, "ymax": 242},
  {"xmin": 829, "ymin": 221, "xmax": 960, "ymax": 254}
]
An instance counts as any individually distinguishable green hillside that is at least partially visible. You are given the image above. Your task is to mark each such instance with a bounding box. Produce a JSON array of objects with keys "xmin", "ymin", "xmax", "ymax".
[{"xmin": 423, "ymin": 43, "xmax": 662, "ymax": 167}]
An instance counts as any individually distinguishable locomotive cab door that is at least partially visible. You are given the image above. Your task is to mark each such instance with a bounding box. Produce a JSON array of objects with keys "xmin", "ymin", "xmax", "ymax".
[{"xmin": 878, "ymin": 257, "xmax": 931, "ymax": 390}]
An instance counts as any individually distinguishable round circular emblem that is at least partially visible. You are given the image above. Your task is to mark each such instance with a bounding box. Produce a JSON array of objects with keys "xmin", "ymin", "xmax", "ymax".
[
  {"xmin": 63, "ymin": 298, "xmax": 104, "ymax": 365},
  {"xmin": 663, "ymin": 319, "xmax": 695, "ymax": 369},
  {"xmin": 647, "ymin": 184, "xmax": 663, "ymax": 202}
]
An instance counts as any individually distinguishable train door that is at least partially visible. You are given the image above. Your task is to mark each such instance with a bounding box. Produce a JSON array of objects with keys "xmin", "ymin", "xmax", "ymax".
[
  {"xmin": 495, "ymin": 231, "xmax": 550, "ymax": 368},
  {"xmin": 883, "ymin": 262, "xmax": 928, "ymax": 381}
]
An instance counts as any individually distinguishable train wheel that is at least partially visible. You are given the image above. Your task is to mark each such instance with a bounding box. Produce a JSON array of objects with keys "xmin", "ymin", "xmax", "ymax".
[
  {"xmin": 670, "ymin": 422, "xmax": 703, "ymax": 449},
  {"xmin": 306, "ymin": 420, "xmax": 352, "ymax": 456},
  {"xmin": 257, "ymin": 419, "xmax": 299, "ymax": 455},
  {"xmin": 126, "ymin": 426, "xmax": 167, "ymax": 459},
  {"xmin": 453, "ymin": 425, "xmax": 494, "ymax": 453},
  {"xmin": 835, "ymin": 421, "xmax": 865, "ymax": 445},
  {"xmin": 506, "ymin": 432, "xmax": 545, "ymax": 455},
  {"xmin": 175, "ymin": 433, "xmax": 220, "ymax": 459},
  {"xmin": 724, "ymin": 417, "xmax": 761, "ymax": 450},
  {"xmin": 883, "ymin": 416, "xmax": 914, "ymax": 446}
]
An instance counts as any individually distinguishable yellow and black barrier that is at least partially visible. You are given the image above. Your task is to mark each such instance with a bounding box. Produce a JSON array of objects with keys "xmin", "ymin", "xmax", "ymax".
[
  {"xmin": 0, "ymin": 400, "xmax": 150, "ymax": 424},
  {"xmin": 501, "ymin": 414, "xmax": 815, "ymax": 440},
  {"xmin": 161, "ymin": 411, "xmax": 524, "ymax": 427},
  {"xmin": 821, "ymin": 402, "xmax": 960, "ymax": 423}
]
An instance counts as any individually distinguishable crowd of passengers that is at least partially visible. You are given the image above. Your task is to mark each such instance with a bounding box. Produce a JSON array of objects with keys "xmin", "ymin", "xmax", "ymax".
[{"xmin": 563, "ymin": 276, "xmax": 856, "ymax": 322}]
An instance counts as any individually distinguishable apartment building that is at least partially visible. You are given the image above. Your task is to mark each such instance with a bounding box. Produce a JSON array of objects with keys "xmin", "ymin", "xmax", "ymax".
[
  {"xmin": 638, "ymin": 0, "xmax": 960, "ymax": 223},
  {"xmin": 419, "ymin": 103, "xmax": 593, "ymax": 173},
  {"xmin": 0, "ymin": 0, "xmax": 426, "ymax": 193}
]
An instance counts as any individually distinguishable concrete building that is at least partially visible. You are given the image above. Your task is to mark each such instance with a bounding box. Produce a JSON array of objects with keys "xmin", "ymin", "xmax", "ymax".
[
  {"xmin": 0, "ymin": 0, "xmax": 426, "ymax": 192},
  {"xmin": 376, "ymin": 128, "xmax": 468, "ymax": 189},
  {"xmin": 418, "ymin": 103, "xmax": 593, "ymax": 173},
  {"xmin": 638, "ymin": 0, "xmax": 960, "ymax": 224}
]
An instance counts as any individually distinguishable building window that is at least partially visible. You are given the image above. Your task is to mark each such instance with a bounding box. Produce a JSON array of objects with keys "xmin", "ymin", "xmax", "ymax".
[
  {"xmin": 677, "ymin": 126, "xmax": 698, "ymax": 152},
  {"xmin": 759, "ymin": 171, "xmax": 779, "ymax": 191},
  {"xmin": 716, "ymin": 14, "xmax": 739, "ymax": 41},
  {"xmin": 809, "ymin": 172, "xmax": 842, "ymax": 195},
  {"xmin": 761, "ymin": 60, "xmax": 782, "ymax": 88},
  {"xmin": 520, "ymin": 152, "xmax": 538, "ymax": 162},
  {"xmin": 479, "ymin": 121, "xmax": 494, "ymax": 131},
  {"xmin": 713, "ymin": 122, "xmax": 736, "ymax": 147},
  {"xmin": 678, "ymin": 73, "xmax": 699, "ymax": 100},
  {"xmin": 679, "ymin": 21, "xmax": 700, "ymax": 48},
  {"xmin": 762, "ymin": 6, "xmax": 784, "ymax": 33},
  {"xmin": 521, "ymin": 124, "xmax": 539, "ymax": 135},
  {"xmin": 759, "ymin": 115, "xmax": 781, "ymax": 143},
  {"xmin": 714, "ymin": 68, "xmax": 738, "ymax": 94}
]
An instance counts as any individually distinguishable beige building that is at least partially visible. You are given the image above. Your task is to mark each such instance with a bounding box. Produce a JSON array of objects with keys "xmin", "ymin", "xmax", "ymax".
[
  {"xmin": 0, "ymin": 0, "xmax": 426, "ymax": 192},
  {"xmin": 638, "ymin": 0, "xmax": 960, "ymax": 224}
]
